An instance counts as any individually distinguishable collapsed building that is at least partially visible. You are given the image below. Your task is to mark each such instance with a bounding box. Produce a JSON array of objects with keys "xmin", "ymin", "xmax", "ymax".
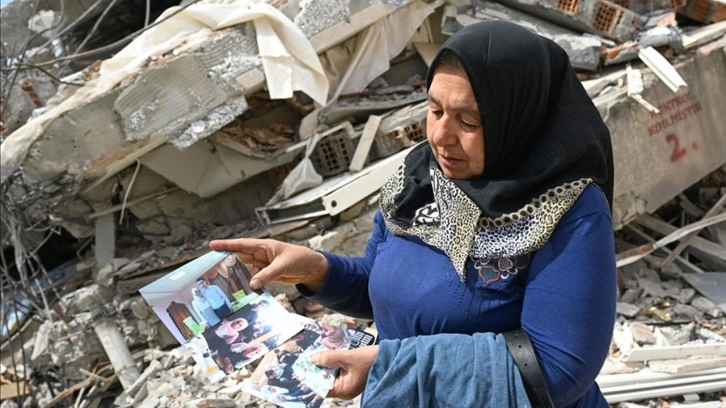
[{"xmin": 0, "ymin": 0, "xmax": 725, "ymax": 406}]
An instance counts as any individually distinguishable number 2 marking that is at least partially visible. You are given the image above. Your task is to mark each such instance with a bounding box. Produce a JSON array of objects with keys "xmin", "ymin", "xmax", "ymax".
[{"xmin": 666, "ymin": 134, "xmax": 687, "ymax": 162}]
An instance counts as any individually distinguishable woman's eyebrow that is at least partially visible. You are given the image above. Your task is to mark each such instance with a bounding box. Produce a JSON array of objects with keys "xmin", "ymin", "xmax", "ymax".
[{"xmin": 428, "ymin": 94, "xmax": 479, "ymax": 117}]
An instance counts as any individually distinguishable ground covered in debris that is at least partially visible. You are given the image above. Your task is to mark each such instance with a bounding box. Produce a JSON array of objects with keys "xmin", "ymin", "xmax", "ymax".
[{"xmin": 2, "ymin": 0, "xmax": 726, "ymax": 407}]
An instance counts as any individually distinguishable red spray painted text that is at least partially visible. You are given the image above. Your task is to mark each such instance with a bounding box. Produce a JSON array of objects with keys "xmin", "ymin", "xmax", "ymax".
[{"xmin": 647, "ymin": 91, "xmax": 702, "ymax": 137}]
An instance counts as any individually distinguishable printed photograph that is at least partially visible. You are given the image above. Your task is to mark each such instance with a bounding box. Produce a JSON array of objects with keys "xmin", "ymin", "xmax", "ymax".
[
  {"xmin": 139, "ymin": 250, "xmax": 267, "ymax": 344},
  {"xmin": 241, "ymin": 316, "xmax": 351, "ymax": 408},
  {"xmin": 201, "ymin": 292, "xmax": 303, "ymax": 378}
]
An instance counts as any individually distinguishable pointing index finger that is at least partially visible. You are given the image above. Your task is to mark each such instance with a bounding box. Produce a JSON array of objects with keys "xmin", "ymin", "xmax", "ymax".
[{"xmin": 209, "ymin": 237, "xmax": 268, "ymax": 254}]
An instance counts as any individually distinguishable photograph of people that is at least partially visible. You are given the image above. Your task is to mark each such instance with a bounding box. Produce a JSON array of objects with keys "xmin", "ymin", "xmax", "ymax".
[
  {"xmin": 191, "ymin": 287, "xmax": 220, "ymax": 327},
  {"xmin": 211, "ymin": 20, "xmax": 616, "ymax": 407},
  {"xmin": 242, "ymin": 319, "xmax": 348, "ymax": 408},
  {"xmin": 140, "ymin": 251, "xmax": 265, "ymax": 344},
  {"xmin": 202, "ymin": 293, "xmax": 303, "ymax": 377},
  {"xmin": 196, "ymin": 278, "xmax": 233, "ymax": 320}
]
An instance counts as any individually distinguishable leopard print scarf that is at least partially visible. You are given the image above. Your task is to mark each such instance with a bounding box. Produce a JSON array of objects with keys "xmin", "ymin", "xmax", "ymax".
[{"xmin": 379, "ymin": 162, "xmax": 591, "ymax": 280}]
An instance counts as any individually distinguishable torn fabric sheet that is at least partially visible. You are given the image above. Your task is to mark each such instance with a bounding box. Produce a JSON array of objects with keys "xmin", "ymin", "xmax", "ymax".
[
  {"xmin": 1, "ymin": 1, "xmax": 329, "ymax": 184},
  {"xmin": 320, "ymin": 0, "xmax": 434, "ymax": 101},
  {"xmin": 100, "ymin": 1, "xmax": 329, "ymax": 106}
]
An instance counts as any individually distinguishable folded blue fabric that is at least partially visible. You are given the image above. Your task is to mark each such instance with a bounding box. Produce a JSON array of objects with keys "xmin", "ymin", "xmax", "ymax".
[{"xmin": 363, "ymin": 332, "xmax": 531, "ymax": 407}]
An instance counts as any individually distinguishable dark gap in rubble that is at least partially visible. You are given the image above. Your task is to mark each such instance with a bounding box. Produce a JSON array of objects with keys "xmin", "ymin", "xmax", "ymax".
[
  {"xmin": 65, "ymin": 0, "xmax": 184, "ymax": 67},
  {"xmin": 2, "ymin": 228, "xmax": 83, "ymax": 283}
]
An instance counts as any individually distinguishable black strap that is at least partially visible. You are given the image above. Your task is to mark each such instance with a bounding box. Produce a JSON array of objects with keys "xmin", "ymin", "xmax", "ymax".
[{"xmin": 503, "ymin": 329, "xmax": 554, "ymax": 408}]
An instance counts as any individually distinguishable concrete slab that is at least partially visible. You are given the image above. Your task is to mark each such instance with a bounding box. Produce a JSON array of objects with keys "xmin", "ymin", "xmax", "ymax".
[{"xmin": 599, "ymin": 39, "xmax": 726, "ymax": 229}]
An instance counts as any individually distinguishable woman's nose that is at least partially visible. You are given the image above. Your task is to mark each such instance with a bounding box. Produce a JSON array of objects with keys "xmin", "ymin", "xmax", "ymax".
[{"xmin": 431, "ymin": 116, "xmax": 457, "ymax": 146}]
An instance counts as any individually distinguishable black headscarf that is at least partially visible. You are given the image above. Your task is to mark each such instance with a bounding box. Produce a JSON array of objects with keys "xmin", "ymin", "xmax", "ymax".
[{"xmin": 391, "ymin": 21, "xmax": 613, "ymax": 222}]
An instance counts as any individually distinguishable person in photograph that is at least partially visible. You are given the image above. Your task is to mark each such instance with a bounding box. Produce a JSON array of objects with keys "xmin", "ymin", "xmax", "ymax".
[
  {"xmin": 191, "ymin": 287, "xmax": 220, "ymax": 327},
  {"xmin": 196, "ymin": 278, "xmax": 233, "ymax": 319},
  {"xmin": 223, "ymin": 252, "xmax": 261, "ymax": 296},
  {"xmin": 215, "ymin": 317, "xmax": 250, "ymax": 344},
  {"xmin": 304, "ymin": 321, "xmax": 349, "ymax": 350},
  {"xmin": 250, "ymin": 298, "xmax": 270, "ymax": 314},
  {"xmin": 264, "ymin": 364, "xmax": 298, "ymax": 389},
  {"xmin": 250, "ymin": 320, "xmax": 273, "ymax": 338},
  {"xmin": 279, "ymin": 389, "xmax": 323, "ymax": 408},
  {"xmin": 258, "ymin": 385, "xmax": 320, "ymax": 408},
  {"xmin": 264, "ymin": 366, "xmax": 323, "ymax": 408},
  {"xmin": 291, "ymin": 328, "xmax": 320, "ymax": 351},
  {"xmin": 274, "ymin": 347, "xmax": 299, "ymax": 366},
  {"xmin": 229, "ymin": 342, "xmax": 268, "ymax": 366},
  {"xmin": 211, "ymin": 342, "xmax": 266, "ymax": 374},
  {"xmin": 211, "ymin": 20, "xmax": 616, "ymax": 407}
]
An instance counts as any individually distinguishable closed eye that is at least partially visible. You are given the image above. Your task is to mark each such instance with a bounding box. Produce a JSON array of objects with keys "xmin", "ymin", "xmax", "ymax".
[{"xmin": 460, "ymin": 117, "xmax": 480, "ymax": 129}]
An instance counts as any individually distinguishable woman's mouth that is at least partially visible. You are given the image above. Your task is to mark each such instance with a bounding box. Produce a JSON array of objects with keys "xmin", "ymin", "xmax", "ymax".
[{"xmin": 440, "ymin": 154, "xmax": 461, "ymax": 168}]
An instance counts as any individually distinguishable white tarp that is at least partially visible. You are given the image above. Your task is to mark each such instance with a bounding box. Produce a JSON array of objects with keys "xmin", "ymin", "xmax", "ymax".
[
  {"xmin": 100, "ymin": 1, "xmax": 328, "ymax": 105},
  {"xmin": 1, "ymin": 0, "xmax": 329, "ymax": 183}
]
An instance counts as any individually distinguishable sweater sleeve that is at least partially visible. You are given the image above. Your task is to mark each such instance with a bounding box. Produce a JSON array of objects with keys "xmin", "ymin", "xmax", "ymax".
[
  {"xmin": 523, "ymin": 193, "xmax": 617, "ymax": 406},
  {"xmin": 296, "ymin": 211, "xmax": 387, "ymax": 319},
  {"xmin": 363, "ymin": 333, "xmax": 531, "ymax": 407}
]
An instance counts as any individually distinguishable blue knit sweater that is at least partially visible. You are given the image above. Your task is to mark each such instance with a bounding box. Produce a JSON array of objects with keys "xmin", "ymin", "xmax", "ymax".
[{"xmin": 302, "ymin": 185, "xmax": 616, "ymax": 407}]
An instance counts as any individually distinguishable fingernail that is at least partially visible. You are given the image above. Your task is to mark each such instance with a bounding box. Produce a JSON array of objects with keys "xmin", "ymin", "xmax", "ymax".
[
  {"xmin": 310, "ymin": 354, "xmax": 320, "ymax": 365},
  {"xmin": 250, "ymin": 278, "xmax": 260, "ymax": 289}
]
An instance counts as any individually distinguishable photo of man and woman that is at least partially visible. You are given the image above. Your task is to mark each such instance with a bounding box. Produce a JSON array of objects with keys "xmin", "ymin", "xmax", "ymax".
[
  {"xmin": 242, "ymin": 316, "xmax": 352, "ymax": 408},
  {"xmin": 139, "ymin": 251, "xmax": 302, "ymax": 381}
]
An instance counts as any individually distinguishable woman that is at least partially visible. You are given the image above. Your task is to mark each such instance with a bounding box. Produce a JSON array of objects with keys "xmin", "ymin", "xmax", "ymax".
[
  {"xmin": 215, "ymin": 317, "xmax": 250, "ymax": 344},
  {"xmin": 304, "ymin": 321, "xmax": 350, "ymax": 350},
  {"xmin": 211, "ymin": 21, "xmax": 616, "ymax": 407}
]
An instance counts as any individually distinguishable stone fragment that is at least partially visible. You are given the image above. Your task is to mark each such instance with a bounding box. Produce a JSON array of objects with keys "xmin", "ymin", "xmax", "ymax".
[
  {"xmin": 638, "ymin": 277, "xmax": 667, "ymax": 298},
  {"xmin": 671, "ymin": 303, "xmax": 701, "ymax": 321},
  {"xmin": 691, "ymin": 296, "xmax": 722, "ymax": 318},
  {"xmin": 620, "ymin": 288, "xmax": 644, "ymax": 304},
  {"xmin": 616, "ymin": 302, "xmax": 642, "ymax": 318},
  {"xmin": 630, "ymin": 321, "xmax": 657, "ymax": 345}
]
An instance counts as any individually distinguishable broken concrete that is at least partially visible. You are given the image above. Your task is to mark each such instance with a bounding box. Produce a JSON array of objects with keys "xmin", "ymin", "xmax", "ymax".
[
  {"xmin": 595, "ymin": 38, "xmax": 726, "ymax": 229},
  {"xmin": 2, "ymin": 1, "xmax": 726, "ymax": 407},
  {"xmin": 442, "ymin": 1, "xmax": 603, "ymax": 71}
]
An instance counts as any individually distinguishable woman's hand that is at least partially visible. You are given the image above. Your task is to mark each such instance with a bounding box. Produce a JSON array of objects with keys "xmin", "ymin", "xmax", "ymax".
[
  {"xmin": 209, "ymin": 238, "xmax": 329, "ymax": 292},
  {"xmin": 312, "ymin": 345, "xmax": 379, "ymax": 400}
]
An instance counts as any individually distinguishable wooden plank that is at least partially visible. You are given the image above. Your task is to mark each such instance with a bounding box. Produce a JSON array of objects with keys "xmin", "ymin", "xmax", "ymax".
[
  {"xmin": 603, "ymin": 378, "xmax": 726, "ymax": 404},
  {"xmin": 634, "ymin": 214, "xmax": 726, "ymax": 263},
  {"xmin": 324, "ymin": 146, "xmax": 411, "ymax": 216},
  {"xmin": 349, "ymin": 115, "xmax": 382, "ymax": 172},
  {"xmin": 602, "ymin": 372, "xmax": 726, "ymax": 394},
  {"xmin": 622, "ymin": 343, "xmax": 726, "ymax": 362},
  {"xmin": 0, "ymin": 381, "xmax": 30, "ymax": 400},
  {"xmin": 638, "ymin": 47, "xmax": 687, "ymax": 93},
  {"xmin": 597, "ymin": 366, "xmax": 726, "ymax": 387},
  {"xmin": 660, "ymin": 192, "xmax": 726, "ymax": 270},
  {"xmin": 683, "ymin": 22, "xmax": 726, "ymax": 49},
  {"xmin": 616, "ymin": 212, "xmax": 726, "ymax": 267},
  {"xmin": 649, "ymin": 357, "xmax": 726, "ymax": 374}
]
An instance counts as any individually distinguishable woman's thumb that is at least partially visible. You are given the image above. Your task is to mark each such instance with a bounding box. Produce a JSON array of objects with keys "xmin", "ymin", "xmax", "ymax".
[{"xmin": 311, "ymin": 350, "xmax": 339, "ymax": 368}]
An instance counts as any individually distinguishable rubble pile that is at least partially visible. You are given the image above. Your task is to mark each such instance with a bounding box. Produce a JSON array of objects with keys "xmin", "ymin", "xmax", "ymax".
[{"xmin": 1, "ymin": 0, "xmax": 725, "ymax": 407}]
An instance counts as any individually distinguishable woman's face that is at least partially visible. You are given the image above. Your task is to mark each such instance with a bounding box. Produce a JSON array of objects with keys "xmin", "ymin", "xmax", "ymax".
[
  {"xmin": 230, "ymin": 318, "xmax": 249, "ymax": 331},
  {"xmin": 426, "ymin": 64, "xmax": 485, "ymax": 180}
]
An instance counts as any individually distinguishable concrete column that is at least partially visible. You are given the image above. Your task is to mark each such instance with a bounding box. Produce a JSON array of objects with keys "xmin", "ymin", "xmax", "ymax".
[{"xmin": 92, "ymin": 314, "xmax": 140, "ymax": 390}]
